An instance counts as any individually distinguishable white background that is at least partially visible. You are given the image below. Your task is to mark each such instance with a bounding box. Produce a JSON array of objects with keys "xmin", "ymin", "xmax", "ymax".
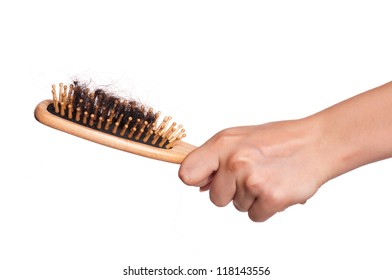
[{"xmin": 1, "ymin": 1, "xmax": 392, "ymax": 279}]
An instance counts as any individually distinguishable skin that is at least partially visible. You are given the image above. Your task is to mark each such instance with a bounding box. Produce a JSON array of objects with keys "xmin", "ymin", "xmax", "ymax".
[{"xmin": 178, "ymin": 81, "xmax": 392, "ymax": 222}]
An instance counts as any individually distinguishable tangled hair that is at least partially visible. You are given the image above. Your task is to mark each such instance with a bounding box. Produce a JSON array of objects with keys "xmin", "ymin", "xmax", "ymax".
[{"xmin": 48, "ymin": 79, "xmax": 185, "ymax": 149}]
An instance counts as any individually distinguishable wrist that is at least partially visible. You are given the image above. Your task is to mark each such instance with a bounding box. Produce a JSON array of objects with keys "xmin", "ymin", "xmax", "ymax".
[{"xmin": 307, "ymin": 107, "xmax": 370, "ymax": 181}]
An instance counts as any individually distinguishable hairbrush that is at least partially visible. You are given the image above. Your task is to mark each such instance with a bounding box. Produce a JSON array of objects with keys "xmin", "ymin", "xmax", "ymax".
[{"xmin": 34, "ymin": 80, "xmax": 196, "ymax": 163}]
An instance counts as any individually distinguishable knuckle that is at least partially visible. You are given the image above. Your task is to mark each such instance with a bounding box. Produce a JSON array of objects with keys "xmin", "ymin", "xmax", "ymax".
[
  {"xmin": 264, "ymin": 188, "xmax": 288, "ymax": 209},
  {"xmin": 213, "ymin": 129, "xmax": 235, "ymax": 146},
  {"xmin": 244, "ymin": 174, "xmax": 265, "ymax": 194},
  {"xmin": 227, "ymin": 153, "xmax": 248, "ymax": 172},
  {"xmin": 226, "ymin": 151, "xmax": 261, "ymax": 174}
]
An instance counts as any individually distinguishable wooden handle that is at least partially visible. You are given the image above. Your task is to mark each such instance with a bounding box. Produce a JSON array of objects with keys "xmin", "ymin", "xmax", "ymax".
[{"xmin": 34, "ymin": 100, "xmax": 197, "ymax": 164}]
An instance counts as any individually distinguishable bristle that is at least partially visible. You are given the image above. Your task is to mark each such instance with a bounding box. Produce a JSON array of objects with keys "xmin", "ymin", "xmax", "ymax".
[
  {"xmin": 112, "ymin": 113, "xmax": 124, "ymax": 134},
  {"xmin": 169, "ymin": 127, "xmax": 185, "ymax": 143},
  {"xmin": 120, "ymin": 117, "xmax": 132, "ymax": 136},
  {"xmin": 89, "ymin": 114, "xmax": 95, "ymax": 127},
  {"xmin": 59, "ymin": 83, "xmax": 64, "ymax": 103},
  {"xmin": 166, "ymin": 133, "xmax": 186, "ymax": 149},
  {"xmin": 46, "ymin": 81, "xmax": 186, "ymax": 149},
  {"xmin": 75, "ymin": 107, "xmax": 81, "ymax": 122},
  {"xmin": 135, "ymin": 121, "xmax": 148, "ymax": 140},
  {"xmin": 151, "ymin": 116, "xmax": 170, "ymax": 145},
  {"xmin": 158, "ymin": 121, "xmax": 177, "ymax": 147},
  {"xmin": 162, "ymin": 122, "xmax": 177, "ymax": 140},
  {"xmin": 52, "ymin": 84, "xmax": 59, "ymax": 113},
  {"xmin": 127, "ymin": 119, "xmax": 140, "ymax": 139},
  {"xmin": 168, "ymin": 124, "xmax": 183, "ymax": 142},
  {"xmin": 143, "ymin": 129, "xmax": 154, "ymax": 143},
  {"xmin": 67, "ymin": 104, "xmax": 73, "ymax": 119},
  {"xmin": 97, "ymin": 116, "xmax": 104, "ymax": 129},
  {"xmin": 67, "ymin": 84, "xmax": 73, "ymax": 104},
  {"xmin": 104, "ymin": 117, "xmax": 111, "ymax": 131},
  {"xmin": 82, "ymin": 111, "xmax": 88, "ymax": 124},
  {"xmin": 60, "ymin": 102, "xmax": 66, "ymax": 116},
  {"xmin": 62, "ymin": 85, "xmax": 68, "ymax": 107}
]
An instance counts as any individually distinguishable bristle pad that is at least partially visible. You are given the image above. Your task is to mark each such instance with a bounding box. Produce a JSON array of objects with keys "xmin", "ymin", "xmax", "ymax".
[{"xmin": 48, "ymin": 81, "xmax": 186, "ymax": 149}]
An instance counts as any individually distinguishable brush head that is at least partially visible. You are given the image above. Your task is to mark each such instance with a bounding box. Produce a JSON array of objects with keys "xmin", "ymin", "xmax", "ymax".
[
  {"xmin": 48, "ymin": 80, "xmax": 186, "ymax": 149},
  {"xmin": 34, "ymin": 80, "xmax": 196, "ymax": 163}
]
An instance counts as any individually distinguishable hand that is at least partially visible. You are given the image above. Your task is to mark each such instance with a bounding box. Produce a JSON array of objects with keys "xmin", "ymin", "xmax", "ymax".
[{"xmin": 178, "ymin": 118, "xmax": 330, "ymax": 222}]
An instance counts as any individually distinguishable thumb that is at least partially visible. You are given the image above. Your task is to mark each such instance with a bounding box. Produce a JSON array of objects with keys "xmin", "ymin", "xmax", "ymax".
[{"xmin": 178, "ymin": 140, "xmax": 219, "ymax": 187}]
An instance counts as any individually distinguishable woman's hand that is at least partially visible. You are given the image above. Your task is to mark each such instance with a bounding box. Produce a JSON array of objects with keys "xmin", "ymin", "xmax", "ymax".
[
  {"xmin": 179, "ymin": 81, "xmax": 392, "ymax": 222},
  {"xmin": 179, "ymin": 118, "xmax": 329, "ymax": 222}
]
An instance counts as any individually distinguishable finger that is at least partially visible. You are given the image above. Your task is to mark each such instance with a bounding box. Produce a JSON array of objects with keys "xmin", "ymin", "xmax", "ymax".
[
  {"xmin": 200, "ymin": 184, "xmax": 211, "ymax": 192},
  {"xmin": 247, "ymin": 198, "xmax": 276, "ymax": 222},
  {"xmin": 199, "ymin": 173, "xmax": 216, "ymax": 192},
  {"xmin": 178, "ymin": 141, "xmax": 219, "ymax": 187},
  {"xmin": 233, "ymin": 184, "xmax": 257, "ymax": 212},
  {"xmin": 208, "ymin": 169, "xmax": 236, "ymax": 207}
]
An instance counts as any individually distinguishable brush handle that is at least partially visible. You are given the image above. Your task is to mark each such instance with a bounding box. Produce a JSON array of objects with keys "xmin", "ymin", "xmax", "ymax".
[{"xmin": 34, "ymin": 100, "xmax": 196, "ymax": 164}]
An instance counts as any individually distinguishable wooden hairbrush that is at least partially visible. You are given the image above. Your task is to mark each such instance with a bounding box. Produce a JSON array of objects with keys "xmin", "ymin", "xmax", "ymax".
[{"xmin": 34, "ymin": 80, "xmax": 196, "ymax": 163}]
